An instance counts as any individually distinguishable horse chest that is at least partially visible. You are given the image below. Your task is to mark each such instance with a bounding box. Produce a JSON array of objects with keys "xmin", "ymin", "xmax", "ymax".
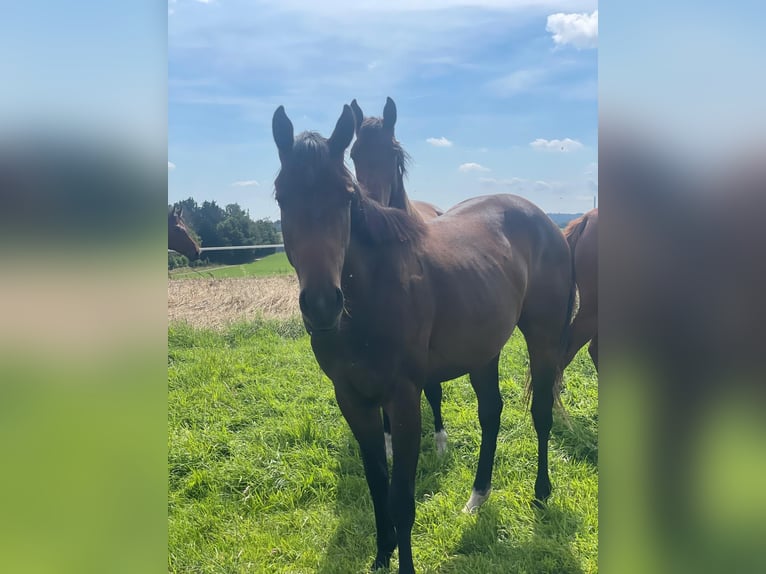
[{"xmin": 310, "ymin": 332, "xmax": 412, "ymax": 401}]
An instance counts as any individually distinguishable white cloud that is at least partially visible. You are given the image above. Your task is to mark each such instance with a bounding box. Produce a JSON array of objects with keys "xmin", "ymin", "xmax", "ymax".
[
  {"xmin": 232, "ymin": 180, "xmax": 259, "ymax": 187},
  {"xmin": 546, "ymin": 10, "xmax": 598, "ymax": 49},
  {"xmin": 459, "ymin": 162, "xmax": 490, "ymax": 172},
  {"xmin": 530, "ymin": 138, "xmax": 584, "ymax": 152},
  {"xmin": 426, "ymin": 136, "xmax": 453, "ymax": 147},
  {"xmin": 168, "ymin": 161, "xmax": 176, "ymax": 170}
]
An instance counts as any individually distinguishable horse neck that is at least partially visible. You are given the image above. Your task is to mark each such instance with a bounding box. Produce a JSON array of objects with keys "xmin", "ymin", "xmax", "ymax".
[{"xmin": 344, "ymin": 191, "xmax": 421, "ymax": 312}]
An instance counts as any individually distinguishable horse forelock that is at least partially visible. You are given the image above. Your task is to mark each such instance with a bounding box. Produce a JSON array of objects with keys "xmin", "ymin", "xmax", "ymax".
[{"xmin": 276, "ymin": 131, "xmax": 354, "ymax": 200}]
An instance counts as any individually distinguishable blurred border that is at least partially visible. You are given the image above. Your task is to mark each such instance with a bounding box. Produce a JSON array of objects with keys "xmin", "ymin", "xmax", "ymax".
[
  {"xmin": 0, "ymin": 2, "xmax": 168, "ymax": 572},
  {"xmin": 600, "ymin": 2, "xmax": 766, "ymax": 572}
]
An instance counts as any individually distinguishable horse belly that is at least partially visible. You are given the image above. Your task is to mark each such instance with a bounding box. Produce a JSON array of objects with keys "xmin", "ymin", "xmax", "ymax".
[{"xmin": 426, "ymin": 294, "xmax": 519, "ymax": 381}]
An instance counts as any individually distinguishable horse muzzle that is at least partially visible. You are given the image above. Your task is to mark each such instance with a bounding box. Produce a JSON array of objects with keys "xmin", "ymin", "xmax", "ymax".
[{"xmin": 299, "ymin": 286, "xmax": 344, "ymax": 334}]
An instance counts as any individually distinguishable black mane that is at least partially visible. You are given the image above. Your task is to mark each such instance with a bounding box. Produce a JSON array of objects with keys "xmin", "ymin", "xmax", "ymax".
[{"xmin": 351, "ymin": 182, "xmax": 425, "ymax": 246}]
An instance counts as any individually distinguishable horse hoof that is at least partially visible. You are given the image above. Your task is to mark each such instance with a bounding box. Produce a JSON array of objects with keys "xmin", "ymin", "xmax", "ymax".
[
  {"xmin": 462, "ymin": 487, "xmax": 491, "ymax": 513},
  {"xmin": 531, "ymin": 497, "xmax": 547, "ymax": 510},
  {"xmin": 434, "ymin": 429, "xmax": 448, "ymax": 456},
  {"xmin": 384, "ymin": 433, "xmax": 393, "ymax": 460},
  {"xmin": 534, "ymin": 478, "xmax": 551, "ymax": 503},
  {"xmin": 371, "ymin": 554, "xmax": 390, "ymax": 572}
]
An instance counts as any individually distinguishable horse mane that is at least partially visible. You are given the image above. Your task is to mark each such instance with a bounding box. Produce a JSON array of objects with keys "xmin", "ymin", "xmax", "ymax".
[
  {"xmin": 391, "ymin": 144, "xmax": 412, "ymax": 212},
  {"xmin": 352, "ymin": 182, "xmax": 426, "ymax": 245}
]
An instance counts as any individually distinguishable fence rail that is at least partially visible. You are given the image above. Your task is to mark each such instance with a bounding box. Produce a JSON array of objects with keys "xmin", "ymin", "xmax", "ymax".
[{"xmin": 169, "ymin": 244, "xmax": 284, "ymax": 254}]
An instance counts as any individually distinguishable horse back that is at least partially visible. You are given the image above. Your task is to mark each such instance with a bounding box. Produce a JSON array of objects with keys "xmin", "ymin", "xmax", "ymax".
[{"xmin": 419, "ymin": 194, "xmax": 571, "ymax": 376}]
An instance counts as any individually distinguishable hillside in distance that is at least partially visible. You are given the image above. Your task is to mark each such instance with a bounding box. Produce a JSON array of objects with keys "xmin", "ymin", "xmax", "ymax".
[{"xmin": 547, "ymin": 212, "xmax": 585, "ymax": 228}]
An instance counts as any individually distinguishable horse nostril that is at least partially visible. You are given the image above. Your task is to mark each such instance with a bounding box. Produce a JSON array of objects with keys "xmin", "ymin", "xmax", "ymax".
[{"xmin": 299, "ymin": 287, "xmax": 343, "ymax": 330}]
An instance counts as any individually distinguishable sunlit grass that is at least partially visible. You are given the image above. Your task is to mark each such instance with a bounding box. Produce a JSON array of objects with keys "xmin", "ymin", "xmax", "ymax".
[{"xmin": 168, "ymin": 320, "xmax": 598, "ymax": 573}]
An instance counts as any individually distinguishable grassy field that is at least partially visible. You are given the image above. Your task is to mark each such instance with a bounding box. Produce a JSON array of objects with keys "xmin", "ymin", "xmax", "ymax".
[
  {"xmin": 170, "ymin": 252, "xmax": 293, "ymax": 279},
  {"xmin": 168, "ymin": 319, "xmax": 598, "ymax": 573}
]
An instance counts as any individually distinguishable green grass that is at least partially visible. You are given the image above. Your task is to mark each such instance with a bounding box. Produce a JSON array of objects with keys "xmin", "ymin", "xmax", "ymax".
[
  {"xmin": 168, "ymin": 320, "xmax": 598, "ymax": 573},
  {"xmin": 170, "ymin": 252, "xmax": 293, "ymax": 279}
]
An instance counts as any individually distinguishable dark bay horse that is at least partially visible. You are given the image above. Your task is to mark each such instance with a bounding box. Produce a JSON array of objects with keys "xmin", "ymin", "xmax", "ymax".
[
  {"xmin": 168, "ymin": 205, "xmax": 201, "ymax": 261},
  {"xmin": 350, "ymin": 97, "xmax": 447, "ymax": 458},
  {"xmin": 272, "ymin": 104, "xmax": 575, "ymax": 574},
  {"xmin": 562, "ymin": 208, "xmax": 598, "ymax": 370}
]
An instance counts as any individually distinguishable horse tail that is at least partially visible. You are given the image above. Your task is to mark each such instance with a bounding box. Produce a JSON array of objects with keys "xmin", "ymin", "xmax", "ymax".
[
  {"xmin": 554, "ymin": 214, "xmax": 590, "ymax": 403},
  {"xmin": 523, "ymin": 215, "xmax": 587, "ymax": 412}
]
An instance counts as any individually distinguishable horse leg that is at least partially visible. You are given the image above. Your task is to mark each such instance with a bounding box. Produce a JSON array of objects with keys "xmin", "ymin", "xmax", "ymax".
[
  {"xmin": 463, "ymin": 354, "xmax": 502, "ymax": 513},
  {"xmin": 423, "ymin": 382, "xmax": 447, "ymax": 455},
  {"xmin": 588, "ymin": 333, "xmax": 598, "ymax": 371},
  {"xmin": 382, "ymin": 409, "xmax": 393, "ymax": 460},
  {"xmin": 384, "ymin": 381, "xmax": 422, "ymax": 574},
  {"xmin": 526, "ymin": 338, "xmax": 560, "ymax": 504},
  {"xmin": 334, "ymin": 390, "xmax": 396, "ymax": 570}
]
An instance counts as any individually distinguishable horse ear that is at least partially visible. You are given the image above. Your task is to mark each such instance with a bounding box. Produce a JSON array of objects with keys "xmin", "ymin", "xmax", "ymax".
[
  {"xmin": 383, "ymin": 97, "xmax": 397, "ymax": 131},
  {"xmin": 328, "ymin": 105, "xmax": 355, "ymax": 157},
  {"xmin": 350, "ymin": 99, "xmax": 364, "ymax": 134},
  {"xmin": 272, "ymin": 105, "xmax": 294, "ymax": 161}
]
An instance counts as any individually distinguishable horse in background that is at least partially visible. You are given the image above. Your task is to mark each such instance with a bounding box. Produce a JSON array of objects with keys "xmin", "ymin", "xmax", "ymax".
[
  {"xmin": 561, "ymin": 208, "xmax": 598, "ymax": 370},
  {"xmin": 168, "ymin": 205, "xmax": 201, "ymax": 261},
  {"xmin": 349, "ymin": 97, "xmax": 447, "ymax": 457},
  {"xmin": 350, "ymin": 98, "xmax": 443, "ymax": 219}
]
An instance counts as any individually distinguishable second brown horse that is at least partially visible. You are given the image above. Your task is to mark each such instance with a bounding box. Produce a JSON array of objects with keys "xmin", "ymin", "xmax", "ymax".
[
  {"xmin": 562, "ymin": 208, "xmax": 598, "ymax": 370},
  {"xmin": 350, "ymin": 97, "xmax": 447, "ymax": 458}
]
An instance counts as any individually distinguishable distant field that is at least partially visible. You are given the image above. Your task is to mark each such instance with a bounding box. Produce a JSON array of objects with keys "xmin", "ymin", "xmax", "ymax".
[
  {"xmin": 170, "ymin": 252, "xmax": 293, "ymax": 279},
  {"xmin": 168, "ymin": 320, "xmax": 598, "ymax": 573}
]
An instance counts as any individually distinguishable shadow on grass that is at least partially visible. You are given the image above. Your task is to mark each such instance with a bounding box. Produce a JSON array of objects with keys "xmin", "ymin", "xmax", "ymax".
[
  {"xmin": 552, "ymin": 412, "xmax": 598, "ymax": 467},
  {"xmin": 440, "ymin": 502, "xmax": 585, "ymax": 573},
  {"xmin": 316, "ymin": 408, "xmax": 458, "ymax": 574}
]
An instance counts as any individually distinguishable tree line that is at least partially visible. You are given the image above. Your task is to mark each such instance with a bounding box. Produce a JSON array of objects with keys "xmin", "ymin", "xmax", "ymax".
[{"xmin": 169, "ymin": 197, "xmax": 281, "ymax": 268}]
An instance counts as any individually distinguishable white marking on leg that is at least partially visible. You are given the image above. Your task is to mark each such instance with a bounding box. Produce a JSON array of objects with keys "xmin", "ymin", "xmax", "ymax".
[
  {"xmin": 384, "ymin": 432, "xmax": 393, "ymax": 460},
  {"xmin": 434, "ymin": 429, "xmax": 448, "ymax": 456},
  {"xmin": 462, "ymin": 487, "xmax": 492, "ymax": 514}
]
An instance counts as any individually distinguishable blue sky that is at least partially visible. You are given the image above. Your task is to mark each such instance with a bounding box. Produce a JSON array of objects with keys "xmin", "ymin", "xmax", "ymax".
[{"xmin": 169, "ymin": 0, "xmax": 598, "ymax": 220}]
